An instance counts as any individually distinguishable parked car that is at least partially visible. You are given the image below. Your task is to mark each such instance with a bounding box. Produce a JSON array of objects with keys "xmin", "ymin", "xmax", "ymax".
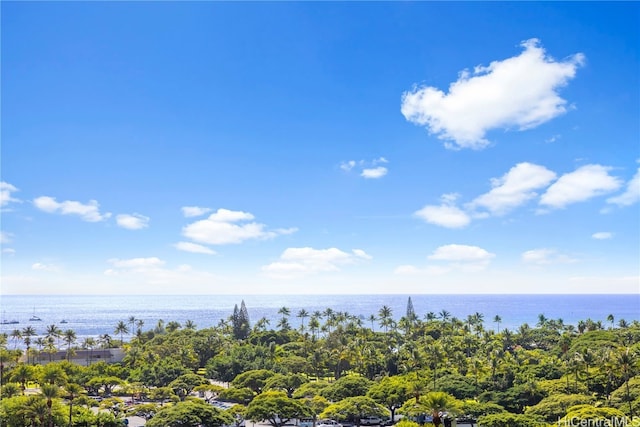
[
  {"xmin": 360, "ymin": 417, "xmax": 382, "ymax": 426},
  {"xmin": 317, "ymin": 420, "xmax": 343, "ymax": 427}
]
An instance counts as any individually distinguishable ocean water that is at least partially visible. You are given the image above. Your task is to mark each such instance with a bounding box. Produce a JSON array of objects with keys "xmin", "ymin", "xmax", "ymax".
[{"xmin": 0, "ymin": 294, "xmax": 638, "ymax": 346}]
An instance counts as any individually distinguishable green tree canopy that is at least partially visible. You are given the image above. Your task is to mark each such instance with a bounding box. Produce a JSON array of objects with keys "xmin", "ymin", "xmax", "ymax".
[
  {"xmin": 245, "ymin": 390, "xmax": 309, "ymax": 427},
  {"xmin": 146, "ymin": 399, "xmax": 233, "ymax": 427}
]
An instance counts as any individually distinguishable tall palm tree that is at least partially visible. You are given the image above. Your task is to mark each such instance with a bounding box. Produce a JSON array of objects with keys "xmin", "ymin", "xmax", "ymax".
[
  {"xmin": 493, "ymin": 315, "xmax": 502, "ymax": 333},
  {"xmin": 62, "ymin": 329, "xmax": 76, "ymax": 362},
  {"xmin": 114, "ymin": 320, "xmax": 129, "ymax": 346},
  {"xmin": 10, "ymin": 328, "xmax": 22, "ymax": 349},
  {"xmin": 40, "ymin": 383, "xmax": 59, "ymax": 427},
  {"xmin": 22, "ymin": 326, "xmax": 37, "ymax": 364},
  {"xmin": 617, "ymin": 347, "xmax": 637, "ymax": 417},
  {"xmin": 64, "ymin": 383, "xmax": 85, "ymax": 427},
  {"xmin": 45, "ymin": 324, "xmax": 62, "ymax": 349},
  {"xmin": 378, "ymin": 306, "xmax": 393, "ymax": 333},
  {"xmin": 128, "ymin": 315, "xmax": 137, "ymax": 338},
  {"xmin": 136, "ymin": 319, "xmax": 145, "ymax": 335},
  {"xmin": 297, "ymin": 309, "xmax": 309, "ymax": 332}
]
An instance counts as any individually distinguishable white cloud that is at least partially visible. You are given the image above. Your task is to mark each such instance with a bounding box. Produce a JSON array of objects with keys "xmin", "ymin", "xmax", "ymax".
[
  {"xmin": 414, "ymin": 194, "xmax": 471, "ymax": 228},
  {"xmin": 182, "ymin": 208, "xmax": 295, "ymax": 245},
  {"xmin": 33, "ymin": 196, "xmax": 111, "ymax": 222},
  {"xmin": 539, "ymin": 164, "xmax": 622, "ymax": 209},
  {"xmin": 606, "ymin": 167, "xmax": 640, "ymax": 207},
  {"xmin": 262, "ymin": 247, "xmax": 371, "ymax": 279},
  {"xmin": 470, "ymin": 162, "xmax": 557, "ymax": 215},
  {"xmin": 0, "ymin": 231, "xmax": 12, "ymax": 244},
  {"xmin": 401, "ymin": 38, "xmax": 585, "ymax": 149},
  {"xmin": 361, "ymin": 167, "xmax": 388, "ymax": 179},
  {"xmin": 116, "ymin": 213, "xmax": 150, "ymax": 230},
  {"xmin": 341, "ymin": 158, "xmax": 389, "ymax": 179},
  {"xmin": 104, "ymin": 257, "xmax": 216, "ymax": 287},
  {"xmin": 340, "ymin": 160, "xmax": 356, "ymax": 172},
  {"xmin": 592, "ymin": 232, "xmax": 613, "ymax": 240},
  {"xmin": 522, "ymin": 248, "xmax": 577, "ymax": 265},
  {"xmin": 31, "ymin": 262, "xmax": 58, "ymax": 272},
  {"xmin": 174, "ymin": 241, "xmax": 217, "ymax": 255},
  {"xmin": 2, "ymin": 248, "xmax": 16, "ymax": 255},
  {"xmin": 1, "ymin": 182, "xmax": 20, "ymax": 207},
  {"xmin": 428, "ymin": 244, "xmax": 495, "ymax": 263},
  {"xmin": 108, "ymin": 257, "xmax": 165, "ymax": 269},
  {"xmin": 181, "ymin": 206, "xmax": 213, "ymax": 218}
]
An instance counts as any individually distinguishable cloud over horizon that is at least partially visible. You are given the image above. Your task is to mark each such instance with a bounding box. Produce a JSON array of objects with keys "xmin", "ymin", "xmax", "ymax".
[
  {"xmin": 182, "ymin": 208, "xmax": 297, "ymax": 245},
  {"xmin": 401, "ymin": 38, "xmax": 585, "ymax": 149},
  {"xmin": 262, "ymin": 247, "xmax": 371, "ymax": 279}
]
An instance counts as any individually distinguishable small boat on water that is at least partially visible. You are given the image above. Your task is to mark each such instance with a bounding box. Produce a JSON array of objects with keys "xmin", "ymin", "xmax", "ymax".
[
  {"xmin": 29, "ymin": 308, "xmax": 42, "ymax": 322},
  {"xmin": 1, "ymin": 311, "xmax": 19, "ymax": 325},
  {"xmin": 60, "ymin": 319, "xmax": 68, "ymax": 324}
]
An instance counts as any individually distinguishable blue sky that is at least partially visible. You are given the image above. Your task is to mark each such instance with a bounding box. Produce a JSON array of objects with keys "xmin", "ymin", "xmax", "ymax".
[{"xmin": 1, "ymin": 2, "xmax": 638, "ymax": 295}]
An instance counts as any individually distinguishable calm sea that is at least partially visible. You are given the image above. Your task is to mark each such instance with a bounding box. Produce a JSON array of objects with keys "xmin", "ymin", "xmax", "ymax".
[{"xmin": 1, "ymin": 294, "xmax": 638, "ymax": 346}]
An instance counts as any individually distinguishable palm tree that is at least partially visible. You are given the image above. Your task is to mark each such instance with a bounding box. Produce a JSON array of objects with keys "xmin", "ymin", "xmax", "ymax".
[
  {"xmin": 378, "ymin": 306, "xmax": 393, "ymax": 333},
  {"xmin": 606, "ymin": 314, "xmax": 615, "ymax": 329},
  {"xmin": 297, "ymin": 309, "xmax": 309, "ymax": 332},
  {"xmin": 45, "ymin": 324, "xmax": 62, "ymax": 349},
  {"xmin": 166, "ymin": 321, "xmax": 181, "ymax": 333},
  {"xmin": 63, "ymin": 329, "xmax": 76, "ymax": 362},
  {"xmin": 114, "ymin": 320, "xmax": 129, "ymax": 346},
  {"xmin": 368, "ymin": 314, "xmax": 377, "ymax": 331},
  {"xmin": 40, "ymin": 383, "xmax": 59, "ymax": 427},
  {"xmin": 81, "ymin": 337, "xmax": 96, "ymax": 366},
  {"xmin": 99, "ymin": 333, "xmax": 113, "ymax": 348},
  {"xmin": 493, "ymin": 315, "xmax": 502, "ymax": 333},
  {"xmin": 136, "ymin": 319, "xmax": 145, "ymax": 335},
  {"xmin": 419, "ymin": 391, "xmax": 459, "ymax": 427},
  {"xmin": 128, "ymin": 315, "xmax": 137, "ymax": 338},
  {"xmin": 11, "ymin": 363, "xmax": 34, "ymax": 394},
  {"xmin": 184, "ymin": 319, "xmax": 197, "ymax": 330},
  {"xmin": 64, "ymin": 383, "xmax": 85, "ymax": 427},
  {"xmin": 10, "ymin": 328, "xmax": 22, "ymax": 349},
  {"xmin": 22, "ymin": 326, "xmax": 37, "ymax": 364},
  {"xmin": 617, "ymin": 347, "xmax": 637, "ymax": 417}
]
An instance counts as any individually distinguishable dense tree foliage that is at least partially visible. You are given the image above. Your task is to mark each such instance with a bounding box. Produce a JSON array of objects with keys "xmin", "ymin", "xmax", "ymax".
[{"xmin": 1, "ymin": 302, "xmax": 639, "ymax": 426}]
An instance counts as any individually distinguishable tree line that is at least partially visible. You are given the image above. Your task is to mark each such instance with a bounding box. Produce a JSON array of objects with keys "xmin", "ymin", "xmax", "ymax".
[{"xmin": 1, "ymin": 298, "xmax": 639, "ymax": 427}]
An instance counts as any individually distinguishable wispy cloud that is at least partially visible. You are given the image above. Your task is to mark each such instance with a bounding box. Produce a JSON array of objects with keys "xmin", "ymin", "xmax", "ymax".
[
  {"xmin": 522, "ymin": 248, "xmax": 578, "ymax": 265},
  {"xmin": 401, "ymin": 38, "xmax": 585, "ymax": 149},
  {"xmin": 33, "ymin": 196, "xmax": 111, "ymax": 222},
  {"xmin": 539, "ymin": 164, "xmax": 621, "ymax": 209},
  {"xmin": 31, "ymin": 262, "xmax": 59, "ymax": 272},
  {"xmin": 262, "ymin": 247, "xmax": 371, "ymax": 279},
  {"xmin": 341, "ymin": 157, "xmax": 389, "ymax": 179},
  {"xmin": 104, "ymin": 257, "xmax": 216, "ymax": 286},
  {"xmin": 182, "ymin": 208, "xmax": 296, "ymax": 245},
  {"xmin": 116, "ymin": 213, "xmax": 150, "ymax": 230},
  {"xmin": 606, "ymin": 167, "xmax": 640, "ymax": 207},
  {"xmin": 1, "ymin": 182, "xmax": 20, "ymax": 207},
  {"xmin": 181, "ymin": 206, "xmax": 213, "ymax": 218},
  {"xmin": 1, "ymin": 231, "xmax": 12, "ymax": 244},
  {"xmin": 396, "ymin": 244, "xmax": 495, "ymax": 275},
  {"xmin": 414, "ymin": 193, "xmax": 471, "ymax": 229},
  {"xmin": 592, "ymin": 232, "xmax": 613, "ymax": 240},
  {"xmin": 174, "ymin": 241, "xmax": 217, "ymax": 255}
]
